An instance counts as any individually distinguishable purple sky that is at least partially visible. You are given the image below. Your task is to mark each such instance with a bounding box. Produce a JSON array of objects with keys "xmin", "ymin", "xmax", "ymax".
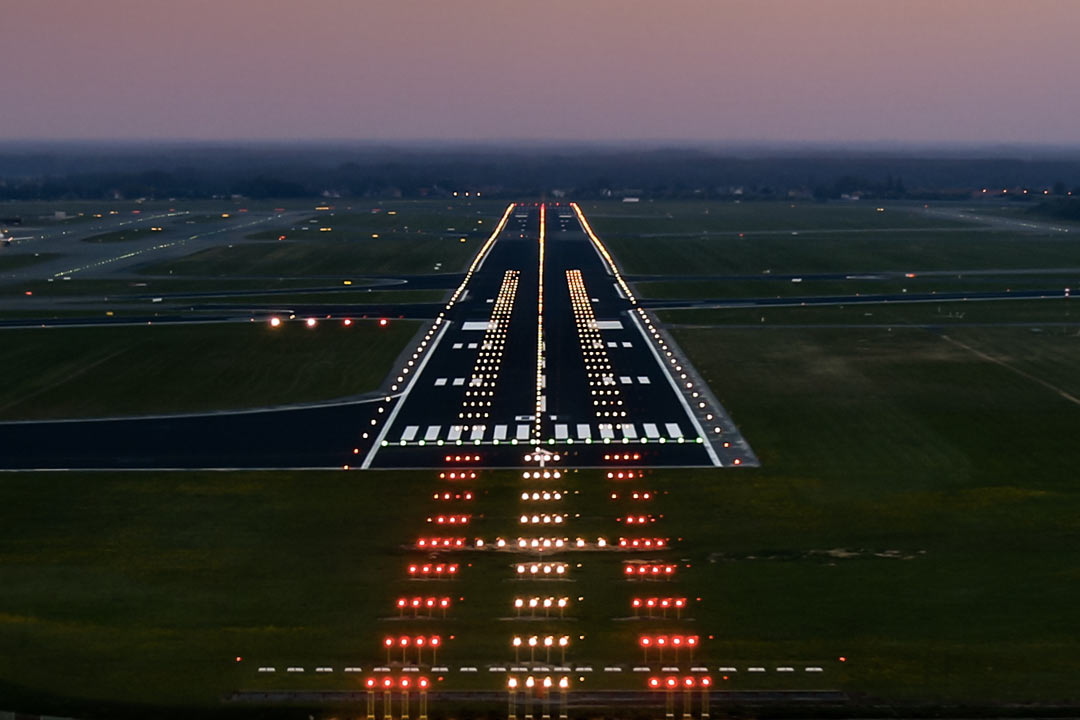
[{"xmin": 2, "ymin": 0, "xmax": 1077, "ymax": 144}]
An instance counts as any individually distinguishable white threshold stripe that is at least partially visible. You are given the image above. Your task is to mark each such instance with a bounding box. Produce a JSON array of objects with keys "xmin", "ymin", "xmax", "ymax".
[
  {"xmin": 360, "ymin": 319, "xmax": 452, "ymax": 469},
  {"xmin": 628, "ymin": 311, "xmax": 721, "ymax": 467}
]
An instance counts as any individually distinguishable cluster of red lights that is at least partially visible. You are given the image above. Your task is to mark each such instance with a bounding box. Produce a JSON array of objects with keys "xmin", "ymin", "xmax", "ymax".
[
  {"xmin": 407, "ymin": 563, "xmax": 459, "ymax": 577},
  {"xmin": 618, "ymin": 537, "xmax": 667, "ymax": 549},
  {"xmin": 433, "ymin": 491, "xmax": 473, "ymax": 501},
  {"xmin": 365, "ymin": 676, "xmax": 431, "ymax": 690},
  {"xmin": 438, "ymin": 471, "xmax": 477, "ymax": 480},
  {"xmin": 416, "ymin": 537, "xmax": 466, "ymax": 549},
  {"xmin": 618, "ymin": 514, "xmax": 657, "ymax": 524},
  {"xmin": 603, "ymin": 453, "xmax": 641, "ymax": 461},
  {"xmin": 647, "ymin": 675, "xmax": 712, "ymax": 690},
  {"xmin": 427, "ymin": 514, "xmax": 470, "ymax": 525},
  {"xmin": 624, "ymin": 563, "xmax": 677, "ymax": 578},
  {"xmin": 606, "ymin": 471, "xmax": 641, "ymax": 480},
  {"xmin": 444, "ymin": 454, "xmax": 481, "ymax": 463},
  {"xmin": 395, "ymin": 596, "xmax": 451, "ymax": 612},
  {"xmin": 639, "ymin": 634, "xmax": 699, "ymax": 648},
  {"xmin": 631, "ymin": 597, "xmax": 686, "ymax": 611}
]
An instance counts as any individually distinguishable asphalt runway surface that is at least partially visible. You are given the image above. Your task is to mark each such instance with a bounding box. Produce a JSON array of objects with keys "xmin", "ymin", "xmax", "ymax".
[{"xmin": 0, "ymin": 203, "xmax": 755, "ymax": 470}]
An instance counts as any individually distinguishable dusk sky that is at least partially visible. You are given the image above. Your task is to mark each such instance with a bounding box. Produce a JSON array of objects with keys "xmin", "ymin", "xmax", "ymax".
[{"xmin": 2, "ymin": 0, "xmax": 1077, "ymax": 144}]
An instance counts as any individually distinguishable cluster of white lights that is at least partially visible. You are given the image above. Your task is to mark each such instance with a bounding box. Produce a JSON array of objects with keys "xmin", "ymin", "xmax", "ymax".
[
  {"xmin": 513, "ymin": 596, "xmax": 570, "ymax": 611},
  {"xmin": 511, "ymin": 635, "xmax": 570, "ymax": 649},
  {"xmin": 506, "ymin": 676, "xmax": 570, "ymax": 690},
  {"xmin": 519, "ymin": 514, "xmax": 566, "ymax": 525},
  {"xmin": 491, "ymin": 537, "xmax": 610, "ymax": 550},
  {"xmin": 533, "ymin": 204, "xmax": 547, "ymax": 443},
  {"xmin": 515, "ymin": 537, "xmax": 566, "ymax": 549},
  {"xmin": 515, "ymin": 562, "xmax": 568, "ymax": 576},
  {"xmin": 566, "ymin": 269, "xmax": 626, "ymax": 420},
  {"xmin": 521, "ymin": 470, "xmax": 562, "ymax": 479},
  {"xmin": 521, "ymin": 491, "xmax": 563, "ymax": 501},
  {"xmin": 459, "ymin": 269, "xmax": 519, "ymax": 421}
]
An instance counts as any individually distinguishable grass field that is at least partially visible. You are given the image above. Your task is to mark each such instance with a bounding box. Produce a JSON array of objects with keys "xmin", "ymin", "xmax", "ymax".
[
  {"xmin": 578, "ymin": 201, "xmax": 970, "ymax": 233},
  {"xmin": 637, "ymin": 273, "xmax": 1080, "ymax": 300},
  {"xmin": 81, "ymin": 227, "xmax": 166, "ymax": 243},
  {"xmin": 1, "ymin": 322, "xmax": 1079, "ymax": 714},
  {"xmin": 0, "ymin": 252, "xmax": 61, "ymax": 271},
  {"xmin": 601, "ymin": 230, "xmax": 1080, "ymax": 276},
  {"xmin": 0, "ymin": 320, "xmax": 419, "ymax": 420},
  {"xmin": 657, "ymin": 297, "xmax": 1080, "ymax": 326},
  {"xmin": 139, "ymin": 238, "xmax": 478, "ymax": 277},
  {"xmin": 172, "ymin": 289, "xmax": 445, "ymax": 306},
  {"xmin": 4, "ymin": 278, "xmax": 382, "ymax": 299}
]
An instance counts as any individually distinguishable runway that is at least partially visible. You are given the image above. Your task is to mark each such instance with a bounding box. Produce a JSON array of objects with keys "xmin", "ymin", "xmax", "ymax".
[{"xmin": 365, "ymin": 203, "xmax": 754, "ymax": 469}]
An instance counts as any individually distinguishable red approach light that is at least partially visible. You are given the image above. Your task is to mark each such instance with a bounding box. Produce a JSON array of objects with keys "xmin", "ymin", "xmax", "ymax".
[
  {"xmin": 665, "ymin": 676, "xmax": 679, "ymax": 689},
  {"xmin": 400, "ymin": 677, "xmax": 411, "ymax": 689},
  {"xmin": 418, "ymin": 677, "xmax": 430, "ymax": 689},
  {"xmin": 366, "ymin": 677, "xmax": 376, "ymax": 689},
  {"xmin": 379, "ymin": 318, "xmax": 389, "ymax": 327},
  {"xmin": 700, "ymin": 676, "xmax": 712, "ymax": 687},
  {"xmin": 683, "ymin": 676, "xmax": 695, "ymax": 688},
  {"xmin": 648, "ymin": 676, "xmax": 661, "ymax": 689},
  {"xmin": 382, "ymin": 677, "xmax": 394, "ymax": 689}
]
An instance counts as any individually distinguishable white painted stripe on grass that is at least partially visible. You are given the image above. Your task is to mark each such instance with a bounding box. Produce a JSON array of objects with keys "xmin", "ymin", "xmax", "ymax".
[
  {"xmin": 643, "ymin": 423, "xmax": 660, "ymax": 438},
  {"xmin": 516, "ymin": 424, "xmax": 530, "ymax": 440},
  {"xmin": 494, "ymin": 424, "xmax": 508, "ymax": 440},
  {"xmin": 665, "ymin": 422, "xmax": 683, "ymax": 438},
  {"xmin": 576, "ymin": 423, "xmax": 591, "ymax": 440},
  {"xmin": 434, "ymin": 378, "xmax": 447, "ymax": 386},
  {"xmin": 401, "ymin": 426, "xmax": 419, "ymax": 442},
  {"xmin": 555, "ymin": 424, "xmax": 568, "ymax": 439},
  {"xmin": 424, "ymin": 426, "xmax": 441, "ymax": 441},
  {"xmin": 637, "ymin": 376, "xmax": 650, "ymax": 384},
  {"xmin": 620, "ymin": 423, "xmax": 637, "ymax": 439}
]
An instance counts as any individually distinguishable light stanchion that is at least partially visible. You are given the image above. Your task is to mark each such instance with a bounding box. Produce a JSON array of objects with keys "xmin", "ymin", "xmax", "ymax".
[
  {"xmin": 682, "ymin": 676, "xmax": 694, "ymax": 719},
  {"xmin": 524, "ymin": 676, "xmax": 535, "ymax": 720},
  {"xmin": 700, "ymin": 676, "xmax": 712, "ymax": 719},
  {"xmin": 400, "ymin": 677, "xmax": 411, "ymax": 720},
  {"xmin": 382, "ymin": 677, "xmax": 394, "ymax": 720},
  {"xmin": 559, "ymin": 635, "xmax": 569, "ymax": 665},
  {"xmin": 365, "ymin": 678, "xmax": 376, "ymax": 720},
  {"xmin": 541, "ymin": 676, "xmax": 552, "ymax": 720},
  {"xmin": 507, "ymin": 676, "xmax": 519, "ymax": 720},
  {"xmin": 513, "ymin": 636, "xmax": 522, "ymax": 663},
  {"xmin": 544, "ymin": 635, "xmax": 553, "ymax": 664},
  {"xmin": 664, "ymin": 676, "xmax": 678, "ymax": 719},
  {"xmin": 418, "ymin": 677, "xmax": 430, "ymax": 720},
  {"xmin": 558, "ymin": 676, "xmax": 569, "ymax": 720}
]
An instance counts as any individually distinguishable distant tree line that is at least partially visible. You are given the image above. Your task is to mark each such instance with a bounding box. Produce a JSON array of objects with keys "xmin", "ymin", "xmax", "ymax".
[{"xmin": 1, "ymin": 144, "xmax": 1080, "ymax": 201}]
